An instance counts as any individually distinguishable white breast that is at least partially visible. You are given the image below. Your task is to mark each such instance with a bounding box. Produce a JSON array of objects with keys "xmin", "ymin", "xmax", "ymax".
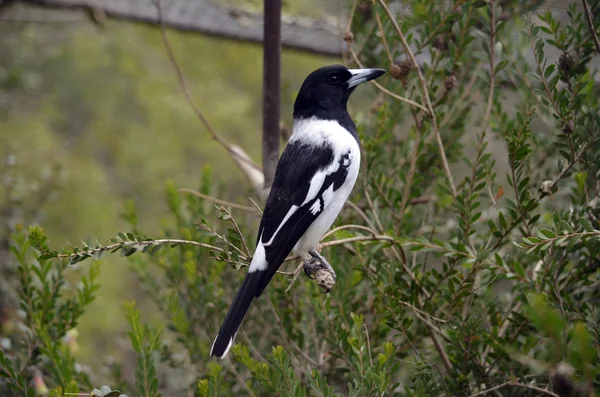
[{"xmin": 291, "ymin": 117, "xmax": 361, "ymax": 255}]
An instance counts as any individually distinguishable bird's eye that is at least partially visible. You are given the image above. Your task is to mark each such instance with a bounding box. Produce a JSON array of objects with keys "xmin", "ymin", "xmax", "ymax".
[{"xmin": 328, "ymin": 74, "xmax": 339, "ymax": 84}]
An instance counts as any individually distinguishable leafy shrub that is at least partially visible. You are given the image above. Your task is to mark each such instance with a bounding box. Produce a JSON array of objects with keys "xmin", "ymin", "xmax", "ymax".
[{"xmin": 2, "ymin": 0, "xmax": 600, "ymax": 396}]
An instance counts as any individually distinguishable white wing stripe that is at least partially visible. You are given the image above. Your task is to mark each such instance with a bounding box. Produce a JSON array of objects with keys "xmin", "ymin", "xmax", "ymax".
[
  {"xmin": 263, "ymin": 205, "xmax": 299, "ymax": 246},
  {"xmin": 301, "ymin": 171, "xmax": 326, "ymax": 205}
]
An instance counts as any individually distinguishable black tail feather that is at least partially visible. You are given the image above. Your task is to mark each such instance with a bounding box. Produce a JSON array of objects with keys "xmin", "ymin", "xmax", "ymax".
[{"xmin": 210, "ymin": 272, "xmax": 262, "ymax": 358}]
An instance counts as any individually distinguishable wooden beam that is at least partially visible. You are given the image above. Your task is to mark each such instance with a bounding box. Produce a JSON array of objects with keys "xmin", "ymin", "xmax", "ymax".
[{"xmin": 21, "ymin": 0, "xmax": 344, "ymax": 56}]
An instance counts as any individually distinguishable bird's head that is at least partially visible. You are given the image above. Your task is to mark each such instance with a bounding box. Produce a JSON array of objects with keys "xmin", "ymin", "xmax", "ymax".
[{"xmin": 293, "ymin": 65, "xmax": 386, "ymax": 119}]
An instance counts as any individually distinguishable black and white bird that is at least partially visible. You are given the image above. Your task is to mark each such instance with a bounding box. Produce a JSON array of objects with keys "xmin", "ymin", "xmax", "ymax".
[{"xmin": 210, "ymin": 64, "xmax": 386, "ymax": 358}]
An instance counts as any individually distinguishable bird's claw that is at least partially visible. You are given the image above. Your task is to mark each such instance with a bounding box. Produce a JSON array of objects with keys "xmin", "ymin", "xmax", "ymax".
[
  {"xmin": 302, "ymin": 257, "xmax": 321, "ymax": 280},
  {"xmin": 302, "ymin": 249, "xmax": 337, "ymax": 292}
]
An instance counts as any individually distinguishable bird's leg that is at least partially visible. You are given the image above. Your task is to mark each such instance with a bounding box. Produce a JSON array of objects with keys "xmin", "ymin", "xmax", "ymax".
[{"xmin": 303, "ymin": 249, "xmax": 337, "ymax": 281}]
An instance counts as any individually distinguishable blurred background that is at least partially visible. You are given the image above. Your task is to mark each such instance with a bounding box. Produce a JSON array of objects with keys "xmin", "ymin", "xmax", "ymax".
[{"xmin": 0, "ymin": 0, "xmax": 352, "ymax": 379}]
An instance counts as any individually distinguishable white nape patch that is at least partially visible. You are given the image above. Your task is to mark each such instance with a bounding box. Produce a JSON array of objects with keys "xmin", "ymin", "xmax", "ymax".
[
  {"xmin": 248, "ymin": 241, "xmax": 268, "ymax": 272},
  {"xmin": 309, "ymin": 200, "xmax": 321, "ymax": 215},
  {"xmin": 291, "ymin": 117, "xmax": 356, "ymax": 149}
]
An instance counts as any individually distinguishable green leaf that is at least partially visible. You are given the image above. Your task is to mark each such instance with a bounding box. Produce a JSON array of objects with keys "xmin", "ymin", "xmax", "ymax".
[{"xmin": 578, "ymin": 217, "xmax": 594, "ymax": 232}]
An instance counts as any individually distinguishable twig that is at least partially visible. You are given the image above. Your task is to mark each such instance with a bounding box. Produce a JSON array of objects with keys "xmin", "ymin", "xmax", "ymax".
[
  {"xmin": 481, "ymin": 0, "xmax": 496, "ymax": 135},
  {"xmin": 394, "ymin": 297, "xmax": 448, "ymax": 324},
  {"xmin": 550, "ymin": 130, "xmax": 599, "ymax": 191},
  {"xmin": 268, "ymin": 299, "xmax": 319, "ymax": 368},
  {"xmin": 237, "ymin": 262, "xmax": 298, "ymax": 276},
  {"xmin": 467, "ymin": 381, "xmax": 559, "ymax": 397},
  {"xmin": 197, "ymin": 222, "xmax": 247, "ymax": 257},
  {"xmin": 346, "ymin": 200, "xmax": 377, "ymax": 230},
  {"xmin": 322, "ymin": 224, "xmax": 379, "ymax": 240},
  {"xmin": 429, "ymin": 327, "xmax": 453, "ymax": 374},
  {"xmin": 153, "ymin": 0, "xmax": 262, "ymax": 173},
  {"xmin": 398, "ymin": 116, "xmax": 422, "ymax": 224},
  {"xmin": 439, "ymin": 65, "xmax": 481, "ymax": 127},
  {"xmin": 178, "ymin": 188, "xmax": 257, "ymax": 212},
  {"xmin": 361, "ymin": 175, "xmax": 431, "ymax": 298},
  {"xmin": 319, "ymin": 234, "xmax": 394, "ymax": 248},
  {"xmin": 374, "ymin": 10, "xmax": 394, "ymax": 65},
  {"xmin": 363, "ymin": 324, "xmax": 373, "ymax": 366},
  {"xmin": 347, "ymin": 45, "xmax": 429, "ymax": 112},
  {"xmin": 220, "ymin": 206, "xmax": 251, "ymax": 257},
  {"xmin": 376, "ymin": 0, "xmax": 457, "ymax": 198},
  {"xmin": 519, "ymin": 230, "xmax": 600, "ymax": 250},
  {"xmin": 57, "ymin": 238, "xmax": 224, "ymax": 259},
  {"xmin": 346, "ymin": 0, "xmax": 359, "ymax": 33},
  {"xmin": 284, "ymin": 262, "xmax": 305, "ymax": 292},
  {"xmin": 248, "ymin": 197, "xmax": 264, "ymax": 214},
  {"xmin": 581, "ymin": 0, "xmax": 600, "ymax": 55},
  {"xmin": 417, "ymin": 0, "xmax": 468, "ymax": 52},
  {"xmin": 226, "ymin": 359, "xmax": 258, "ymax": 397}
]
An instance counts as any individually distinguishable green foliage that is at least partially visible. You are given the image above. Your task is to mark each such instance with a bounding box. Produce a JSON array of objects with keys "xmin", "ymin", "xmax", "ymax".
[
  {"xmin": 124, "ymin": 301, "xmax": 162, "ymax": 397},
  {"xmin": 3, "ymin": 0, "xmax": 600, "ymax": 395},
  {"xmin": 0, "ymin": 232, "xmax": 99, "ymax": 396}
]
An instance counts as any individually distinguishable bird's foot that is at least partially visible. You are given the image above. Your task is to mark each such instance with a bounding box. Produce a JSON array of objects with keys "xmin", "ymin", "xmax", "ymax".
[{"xmin": 303, "ymin": 249, "xmax": 336, "ymax": 292}]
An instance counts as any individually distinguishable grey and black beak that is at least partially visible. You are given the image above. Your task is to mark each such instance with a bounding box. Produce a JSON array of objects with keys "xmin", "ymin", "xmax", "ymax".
[{"xmin": 347, "ymin": 68, "xmax": 386, "ymax": 88}]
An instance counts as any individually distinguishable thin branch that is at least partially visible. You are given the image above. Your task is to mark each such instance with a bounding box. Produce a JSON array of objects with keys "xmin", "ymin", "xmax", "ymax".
[
  {"xmin": 581, "ymin": 0, "xmax": 600, "ymax": 55},
  {"xmin": 398, "ymin": 118, "xmax": 422, "ymax": 225},
  {"xmin": 439, "ymin": 65, "xmax": 481, "ymax": 127},
  {"xmin": 468, "ymin": 381, "xmax": 559, "ymax": 397},
  {"xmin": 376, "ymin": 0, "xmax": 457, "ymax": 198},
  {"xmin": 57, "ymin": 238, "xmax": 224, "ymax": 259},
  {"xmin": 322, "ymin": 224, "xmax": 379, "ymax": 240},
  {"xmin": 481, "ymin": 1, "xmax": 496, "ymax": 135},
  {"xmin": 429, "ymin": 327, "xmax": 453, "ymax": 374},
  {"xmin": 226, "ymin": 359, "xmax": 258, "ymax": 397},
  {"xmin": 520, "ymin": 230, "xmax": 600, "ymax": 250},
  {"xmin": 347, "ymin": 45, "xmax": 429, "ymax": 112},
  {"xmin": 248, "ymin": 196, "xmax": 264, "ymax": 214},
  {"xmin": 319, "ymin": 234, "xmax": 395, "ymax": 248},
  {"xmin": 346, "ymin": 200, "xmax": 377, "ymax": 230},
  {"xmin": 346, "ymin": 0, "xmax": 359, "ymax": 33},
  {"xmin": 417, "ymin": 0, "xmax": 468, "ymax": 52},
  {"xmin": 363, "ymin": 324, "xmax": 374, "ymax": 366},
  {"xmin": 550, "ymin": 130, "xmax": 599, "ymax": 190},
  {"xmin": 374, "ymin": 10, "xmax": 394, "ymax": 65},
  {"xmin": 220, "ymin": 206, "xmax": 251, "ymax": 257},
  {"xmin": 284, "ymin": 262, "xmax": 305, "ymax": 292},
  {"xmin": 178, "ymin": 189, "xmax": 257, "ymax": 212},
  {"xmin": 153, "ymin": 0, "xmax": 262, "ymax": 173}
]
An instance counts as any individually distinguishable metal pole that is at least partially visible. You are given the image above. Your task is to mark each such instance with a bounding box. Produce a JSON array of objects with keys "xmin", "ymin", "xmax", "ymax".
[{"xmin": 262, "ymin": 0, "xmax": 281, "ymax": 189}]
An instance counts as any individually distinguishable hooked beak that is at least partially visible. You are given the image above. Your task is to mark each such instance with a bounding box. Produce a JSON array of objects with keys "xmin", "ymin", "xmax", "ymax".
[{"xmin": 347, "ymin": 68, "xmax": 386, "ymax": 88}]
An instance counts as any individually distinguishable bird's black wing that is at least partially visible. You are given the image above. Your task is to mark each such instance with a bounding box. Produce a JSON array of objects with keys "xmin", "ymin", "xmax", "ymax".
[
  {"xmin": 210, "ymin": 140, "xmax": 351, "ymax": 358},
  {"xmin": 255, "ymin": 140, "xmax": 350, "ymax": 295}
]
